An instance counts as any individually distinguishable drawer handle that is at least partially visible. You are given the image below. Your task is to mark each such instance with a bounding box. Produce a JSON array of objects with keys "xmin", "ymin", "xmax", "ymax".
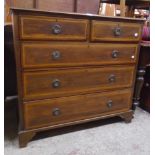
[
  {"xmin": 107, "ymin": 100, "xmax": 113, "ymax": 108},
  {"xmin": 52, "ymin": 24, "xmax": 62, "ymax": 34},
  {"xmin": 109, "ymin": 74, "xmax": 116, "ymax": 83},
  {"xmin": 52, "ymin": 51, "xmax": 61, "ymax": 60},
  {"xmin": 52, "ymin": 79, "xmax": 61, "ymax": 88},
  {"xmin": 112, "ymin": 50, "xmax": 119, "ymax": 58},
  {"xmin": 114, "ymin": 27, "xmax": 121, "ymax": 36},
  {"xmin": 134, "ymin": 33, "xmax": 139, "ymax": 38},
  {"xmin": 52, "ymin": 108, "xmax": 61, "ymax": 116},
  {"xmin": 131, "ymin": 55, "xmax": 135, "ymax": 59}
]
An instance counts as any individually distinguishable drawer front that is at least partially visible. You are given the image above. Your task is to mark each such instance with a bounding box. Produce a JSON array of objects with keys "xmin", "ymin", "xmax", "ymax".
[
  {"xmin": 24, "ymin": 89, "xmax": 132, "ymax": 129},
  {"xmin": 23, "ymin": 66, "xmax": 135, "ymax": 100},
  {"xmin": 91, "ymin": 21, "xmax": 142, "ymax": 41},
  {"xmin": 19, "ymin": 16, "xmax": 88, "ymax": 40},
  {"xmin": 22, "ymin": 43, "xmax": 138, "ymax": 68}
]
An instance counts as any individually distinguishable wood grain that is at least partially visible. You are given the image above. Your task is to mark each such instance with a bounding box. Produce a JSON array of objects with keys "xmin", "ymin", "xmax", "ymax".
[
  {"xmin": 12, "ymin": 0, "xmax": 34, "ymax": 9},
  {"xmin": 76, "ymin": 0, "xmax": 100, "ymax": 14},
  {"xmin": 11, "ymin": 8, "xmax": 143, "ymax": 147},
  {"xmin": 19, "ymin": 15, "xmax": 88, "ymax": 40},
  {"xmin": 91, "ymin": 20, "xmax": 142, "ymax": 42},
  {"xmin": 23, "ymin": 66, "xmax": 135, "ymax": 100},
  {"xmin": 36, "ymin": 0, "xmax": 75, "ymax": 12},
  {"xmin": 24, "ymin": 89, "xmax": 132, "ymax": 129},
  {"xmin": 21, "ymin": 43, "xmax": 138, "ymax": 68}
]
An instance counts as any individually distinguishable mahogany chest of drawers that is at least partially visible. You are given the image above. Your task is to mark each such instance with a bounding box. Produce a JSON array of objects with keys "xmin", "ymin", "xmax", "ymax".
[{"xmin": 11, "ymin": 8, "xmax": 144, "ymax": 147}]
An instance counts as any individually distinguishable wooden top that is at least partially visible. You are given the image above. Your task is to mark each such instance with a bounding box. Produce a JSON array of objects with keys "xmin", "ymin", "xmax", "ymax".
[{"xmin": 11, "ymin": 7, "xmax": 145, "ymax": 23}]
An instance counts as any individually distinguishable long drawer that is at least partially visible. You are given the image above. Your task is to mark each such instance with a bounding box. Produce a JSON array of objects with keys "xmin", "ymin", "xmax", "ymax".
[
  {"xmin": 19, "ymin": 15, "xmax": 88, "ymax": 40},
  {"xmin": 23, "ymin": 89, "xmax": 132, "ymax": 129},
  {"xmin": 23, "ymin": 66, "xmax": 135, "ymax": 100},
  {"xmin": 91, "ymin": 21, "xmax": 142, "ymax": 42},
  {"xmin": 22, "ymin": 43, "xmax": 138, "ymax": 68}
]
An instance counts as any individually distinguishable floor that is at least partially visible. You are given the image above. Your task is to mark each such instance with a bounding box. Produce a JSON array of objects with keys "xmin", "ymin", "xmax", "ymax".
[{"xmin": 4, "ymin": 99, "xmax": 150, "ymax": 155}]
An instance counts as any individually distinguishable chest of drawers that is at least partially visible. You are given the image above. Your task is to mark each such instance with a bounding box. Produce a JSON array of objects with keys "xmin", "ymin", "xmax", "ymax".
[{"xmin": 11, "ymin": 8, "xmax": 144, "ymax": 147}]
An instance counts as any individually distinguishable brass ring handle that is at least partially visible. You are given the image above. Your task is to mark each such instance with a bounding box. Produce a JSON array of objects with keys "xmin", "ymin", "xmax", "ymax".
[
  {"xmin": 52, "ymin": 24, "xmax": 62, "ymax": 34},
  {"xmin": 52, "ymin": 108, "xmax": 61, "ymax": 116},
  {"xmin": 114, "ymin": 27, "xmax": 121, "ymax": 36},
  {"xmin": 52, "ymin": 79, "xmax": 61, "ymax": 88},
  {"xmin": 52, "ymin": 51, "xmax": 61, "ymax": 60},
  {"xmin": 107, "ymin": 100, "xmax": 113, "ymax": 108},
  {"xmin": 109, "ymin": 74, "xmax": 116, "ymax": 83},
  {"xmin": 112, "ymin": 50, "xmax": 119, "ymax": 58}
]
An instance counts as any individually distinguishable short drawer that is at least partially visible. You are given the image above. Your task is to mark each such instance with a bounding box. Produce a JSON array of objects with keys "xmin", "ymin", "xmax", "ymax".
[
  {"xmin": 23, "ymin": 89, "xmax": 132, "ymax": 129},
  {"xmin": 19, "ymin": 15, "xmax": 88, "ymax": 40},
  {"xmin": 91, "ymin": 21, "xmax": 142, "ymax": 42},
  {"xmin": 22, "ymin": 43, "xmax": 138, "ymax": 68},
  {"xmin": 23, "ymin": 66, "xmax": 135, "ymax": 100}
]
